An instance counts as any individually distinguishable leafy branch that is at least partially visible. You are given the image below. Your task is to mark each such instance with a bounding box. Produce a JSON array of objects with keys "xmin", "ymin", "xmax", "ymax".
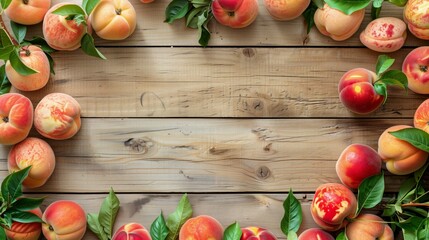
[{"xmin": 324, "ymin": 0, "xmax": 408, "ymax": 19}]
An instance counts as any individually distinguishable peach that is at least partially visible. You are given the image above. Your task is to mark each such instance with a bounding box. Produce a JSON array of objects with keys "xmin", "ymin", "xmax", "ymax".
[
  {"xmin": 314, "ymin": 4, "xmax": 365, "ymax": 41},
  {"xmin": 140, "ymin": 0, "xmax": 154, "ymax": 3},
  {"xmin": 0, "ymin": 93, "xmax": 33, "ymax": 145},
  {"xmin": 404, "ymin": 0, "xmax": 429, "ymax": 40},
  {"xmin": 4, "ymin": 0, "xmax": 51, "ymax": 25},
  {"xmin": 5, "ymin": 208, "xmax": 43, "ymax": 240},
  {"xmin": 338, "ymin": 68, "xmax": 384, "ymax": 114},
  {"xmin": 8, "ymin": 137, "xmax": 56, "ymax": 188},
  {"xmin": 311, "ymin": 183, "xmax": 357, "ymax": 231},
  {"xmin": 263, "ymin": 0, "xmax": 310, "ymax": 21},
  {"xmin": 5, "ymin": 45, "xmax": 51, "ymax": 91},
  {"xmin": 212, "ymin": 0, "xmax": 258, "ymax": 28},
  {"xmin": 42, "ymin": 200, "xmax": 87, "ymax": 240},
  {"xmin": 298, "ymin": 228, "xmax": 334, "ymax": 240},
  {"xmin": 336, "ymin": 144, "xmax": 382, "ymax": 189},
  {"xmin": 402, "ymin": 46, "xmax": 429, "ymax": 94},
  {"xmin": 112, "ymin": 223, "xmax": 152, "ymax": 240},
  {"xmin": 179, "ymin": 215, "xmax": 223, "ymax": 240},
  {"xmin": 414, "ymin": 99, "xmax": 429, "ymax": 133},
  {"xmin": 346, "ymin": 214, "xmax": 393, "ymax": 240},
  {"xmin": 241, "ymin": 226, "xmax": 277, "ymax": 240},
  {"xmin": 90, "ymin": 0, "xmax": 136, "ymax": 40},
  {"xmin": 360, "ymin": 17, "xmax": 407, "ymax": 52},
  {"xmin": 378, "ymin": 125, "xmax": 429, "ymax": 175},
  {"xmin": 34, "ymin": 93, "xmax": 81, "ymax": 140},
  {"xmin": 43, "ymin": 3, "xmax": 88, "ymax": 51}
]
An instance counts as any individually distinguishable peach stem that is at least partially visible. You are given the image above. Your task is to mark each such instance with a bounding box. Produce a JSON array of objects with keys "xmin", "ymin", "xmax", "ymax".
[
  {"xmin": 0, "ymin": 14, "xmax": 19, "ymax": 46},
  {"xmin": 402, "ymin": 202, "xmax": 429, "ymax": 208}
]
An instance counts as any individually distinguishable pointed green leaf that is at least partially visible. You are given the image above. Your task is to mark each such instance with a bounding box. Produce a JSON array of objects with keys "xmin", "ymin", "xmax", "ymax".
[
  {"xmin": 81, "ymin": 33, "xmax": 106, "ymax": 59},
  {"xmin": 52, "ymin": 4, "xmax": 86, "ymax": 17},
  {"xmin": 0, "ymin": 227, "xmax": 6, "ymax": 240},
  {"xmin": 379, "ymin": 69, "xmax": 408, "ymax": 89},
  {"xmin": 281, "ymin": 189, "xmax": 303, "ymax": 236},
  {"xmin": 397, "ymin": 177, "xmax": 417, "ymax": 204},
  {"xmin": 83, "ymin": 0, "xmax": 100, "ymax": 15},
  {"xmin": 376, "ymin": 55, "xmax": 395, "ymax": 76},
  {"xmin": 356, "ymin": 173, "xmax": 385, "ymax": 215},
  {"xmin": 87, "ymin": 213, "xmax": 108, "ymax": 240},
  {"xmin": 0, "ymin": 65, "xmax": 11, "ymax": 95},
  {"xmin": 223, "ymin": 222, "xmax": 242, "ymax": 240},
  {"xmin": 166, "ymin": 194, "xmax": 193, "ymax": 240},
  {"xmin": 414, "ymin": 161, "xmax": 429, "ymax": 185},
  {"xmin": 10, "ymin": 21, "xmax": 26, "ymax": 44},
  {"xmin": 11, "ymin": 211, "xmax": 43, "ymax": 223},
  {"xmin": 382, "ymin": 204, "xmax": 396, "ymax": 217},
  {"xmin": 151, "ymin": 212, "xmax": 169, "ymax": 240},
  {"xmin": 98, "ymin": 188, "xmax": 120, "ymax": 237},
  {"xmin": 0, "ymin": 45, "xmax": 14, "ymax": 60},
  {"xmin": 336, "ymin": 231, "xmax": 348, "ymax": 240},
  {"xmin": 374, "ymin": 82, "xmax": 387, "ymax": 104},
  {"xmin": 165, "ymin": 0, "xmax": 190, "ymax": 23},
  {"xmin": 303, "ymin": 2, "xmax": 318, "ymax": 34},
  {"xmin": 389, "ymin": 128, "xmax": 429, "ymax": 153},
  {"xmin": 197, "ymin": 10, "xmax": 211, "ymax": 47},
  {"xmin": 0, "ymin": 28, "xmax": 14, "ymax": 47},
  {"xmin": 24, "ymin": 36, "xmax": 56, "ymax": 53},
  {"xmin": 324, "ymin": 0, "xmax": 371, "ymax": 15},
  {"xmin": 418, "ymin": 218, "xmax": 429, "ymax": 240},
  {"xmin": 312, "ymin": 0, "xmax": 325, "ymax": 8},
  {"xmin": 1, "ymin": 166, "xmax": 31, "ymax": 204},
  {"xmin": 186, "ymin": 7, "xmax": 204, "ymax": 29},
  {"xmin": 287, "ymin": 231, "xmax": 298, "ymax": 240},
  {"xmin": 398, "ymin": 216, "xmax": 423, "ymax": 240},
  {"xmin": 12, "ymin": 197, "xmax": 45, "ymax": 211},
  {"xmin": 0, "ymin": 0, "xmax": 12, "ymax": 9},
  {"xmin": 9, "ymin": 49, "xmax": 38, "ymax": 76}
]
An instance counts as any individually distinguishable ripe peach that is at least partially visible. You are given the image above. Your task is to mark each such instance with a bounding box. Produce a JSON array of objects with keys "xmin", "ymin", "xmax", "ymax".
[
  {"xmin": 311, "ymin": 183, "xmax": 357, "ymax": 231},
  {"xmin": 298, "ymin": 228, "xmax": 334, "ymax": 240},
  {"xmin": 314, "ymin": 4, "xmax": 365, "ymax": 41},
  {"xmin": 336, "ymin": 144, "xmax": 382, "ymax": 189},
  {"xmin": 43, "ymin": 3, "xmax": 88, "ymax": 51},
  {"xmin": 140, "ymin": 0, "xmax": 154, "ymax": 3},
  {"xmin": 402, "ymin": 46, "xmax": 429, "ymax": 94},
  {"xmin": 338, "ymin": 68, "xmax": 384, "ymax": 114},
  {"xmin": 42, "ymin": 200, "xmax": 87, "ymax": 240},
  {"xmin": 241, "ymin": 226, "xmax": 277, "ymax": 240},
  {"xmin": 346, "ymin": 214, "xmax": 393, "ymax": 240},
  {"xmin": 179, "ymin": 215, "xmax": 223, "ymax": 240},
  {"xmin": 263, "ymin": 0, "xmax": 310, "ymax": 21},
  {"xmin": 0, "ymin": 93, "xmax": 33, "ymax": 145},
  {"xmin": 112, "ymin": 223, "xmax": 152, "ymax": 240},
  {"xmin": 8, "ymin": 137, "xmax": 56, "ymax": 188},
  {"xmin": 34, "ymin": 93, "xmax": 81, "ymax": 140},
  {"xmin": 4, "ymin": 0, "xmax": 51, "ymax": 25},
  {"xmin": 90, "ymin": 0, "xmax": 136, "ymax": 40},
  {"xmin": 404, "ymin": 0, "xmax": 429, "ymax": 40},
  {"xmin": 378, "ymin": 125, "xmax": 429, "ymax": 175},
  {"xmin": 212, "ymin": 0, "xmax": 258, "ymax": 28},
  {"xmin": 5, "ymin": 208, "xmax": 43, "ymax": 240},
  {"xmin": 5, "ymin": 45, "xmax": 51, "ymax": 91},
  {"xmin": 414, "ymin": 99, "xmax": 429, "ymax": 133},
  {"xmin": 360, "ymin": 17, "xmax": 407, "ymax": 52}
]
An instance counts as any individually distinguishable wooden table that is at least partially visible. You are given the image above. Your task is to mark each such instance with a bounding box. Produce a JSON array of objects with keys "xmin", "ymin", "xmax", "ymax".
[{"xmin": 1, "ymin": 1, "xmax": 428, "ymax": 239}]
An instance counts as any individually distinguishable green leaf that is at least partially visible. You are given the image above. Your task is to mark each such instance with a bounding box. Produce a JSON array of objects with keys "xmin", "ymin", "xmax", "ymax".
[
  {"xmin": 1, "ymin": 166, "xmax": 31, "ymax": 204},
  {"xmin": 186, "ymin": 7, "xmax": 204, "ymax": 29},
  {"xmin": 374, "ymin": 82, "xmax": 387, "ymax": 103},
  {"xmin": 0, "ymin": 65, "xmax": 11, "ymax": 95},
  {"xmin": 165, "ymin": 0, "xmax": 190, "ymax": 23},
  {"xmin": 387, "ymin": 0, "xmax": 407, "ymax": 6},
  {"xmin": 382, "ymin": 204, "xmax": 396, "ymax": 217},
  {"xmin": 83, "ymin": 0, "xmax": 100, "ymax": 15},
  {"xmin": 356, "ymin": 172, "xmax": 385, "ymax": 215},
  {"xmin": 0, "ymin": 228, "xmax": 6, "ymax": 240},
  {"xmin": 23, "ymin": 36, "xmax": 56, "ymax": 53},
  {"xmin": 46, "ymin": 52, "xmax": 55, "ymax": 75},
  {"xmin": 0, "ymin": 0, "xmax": 12, "ymax": 10},
  {"xmin": 376, "ymin": 55, "xmax": 395, "ymax": 76},
  {"xmin": 197, "ymin": 9, "xmax": 211, "ymax": 47},
  {"xmin": 379, "ymin": 69, "xmax": 408, "ymax": 89},
  {"xmin": 287, "ymin": 231, "xmax": 298, "ymax": 240},
  {"xmin": 81, "ymin": 33, "xmax": 106, "ymax": 59},
  {"xmin": 11, "ymin": 211, "xmax": 43, "ymax": 223},
  {"xmin": 303, "ymin": 2, "xmax": 318, "ymax": 34},
  {"xmin": 0, "ymin": 45, "xmax": 15, "ymax": 60},
  {"xmin": 166, "ymin": 194, "xmax": 193, "ymax": 240},
  {"xmin": 414, "ymin": 161, "xmax": 429, "ymax": 185},
  {"xmin": 280, "ymin": 189, "xmax": 303, "ymax": 236},
  {"xmin": 389, "ymin": 128, "xmax": 429, "ymax": 153},
  {"xmin": 336, "ymin": 231, "xmax": 348, "ymax": 240},
  {"xmin": 397, "ymin": 177, "xmax": 417, "ymax": 204},
  {"xmin": 12, "ymin": 197, "xmax": 44, "ymax": 211},
  {"xmin": 87, "ymin": 213, "xmax": 108, "ymax": 240},
  {"xmin": 9, "ymin": 49, "xmax": 38, "ymax": 76},
  {"xmin": 98, "ymin": 188, "xmax": 120, "ymax": 238},
  {"xmin": 10, "ymin": 21, "xmax": 26, "ymax": 44},
  {"xmin": 312, "ymin": 0, "xmax": 325, "ymax": 8},
  {"xmin": 398, "ymin": 216, "xmax": 423, "ymax": 240},
  {"xmin": 150, "ymin": 212, "xmax": 169, "ymax": 240},
  {"xmin": 324, "ymin": 0, "xmax": 371, "ymax": 15},
  {"xmin": 0, "ymin": 28, "xmax": 14, "ymax": 47},
  {"xmin": 3, "ymin": 212, "xmax": 12, "ymax": 228},
  {"xmin": 223, "ymin": 222, "xmax": 242, "ymax": 240},
  {"xmin": 52, "ymin": 4, "xmax": 87, "ymax": 17},
  {"xmin": 418, "ymin": 218, "xmax": 429, "ymax": 240},
  {"xmin": 371, "ymin": 4, "xmax": 382, "ymax": 20}
]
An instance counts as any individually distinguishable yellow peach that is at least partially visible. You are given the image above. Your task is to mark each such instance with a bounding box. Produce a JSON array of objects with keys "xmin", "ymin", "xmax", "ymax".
[{"xmin": 5, "ymin": 0, "xmax": 51, "ymax": 25}]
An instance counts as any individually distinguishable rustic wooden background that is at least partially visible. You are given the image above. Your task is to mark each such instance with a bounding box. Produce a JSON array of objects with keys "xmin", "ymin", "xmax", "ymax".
[{"xmin": 1, "ymin": 1, "xmax": 428, "ymax": 239}]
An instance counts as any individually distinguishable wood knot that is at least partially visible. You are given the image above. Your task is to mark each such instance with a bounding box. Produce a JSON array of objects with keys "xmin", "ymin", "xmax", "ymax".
[
  {"xmin": 256, "ymin": 166, "xmax": 271, "ymax": 179},
  {"xmin": 252, "ymin": 100, "xmax": 264, "ymax": 110},
  {"xmin": 242, "ymin": 48, "xmax": 255, "ymax": 58},
  {"xmin": 124, "ymin": 138, "xmax": 153, "ymax": 153}
]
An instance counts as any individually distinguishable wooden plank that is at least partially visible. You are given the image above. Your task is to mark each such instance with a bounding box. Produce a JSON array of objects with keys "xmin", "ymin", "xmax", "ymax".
[
  {"xmin": 1, "ymin": 118, "xmax": 420, "ymax": 193},
  {"xmin": 13, "ymin": 47, "xmax": 426, "ymax": 118},
  {"xmin": 18, "ymin": 0, "xmax": 425, "ymax": 47},
  {"xmin": 26, "ymin": 193, "xmax": 320, "ymax": 240}
]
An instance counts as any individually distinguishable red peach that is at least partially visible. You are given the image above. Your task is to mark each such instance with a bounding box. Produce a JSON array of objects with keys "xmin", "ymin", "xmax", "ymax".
[
  {"xmin": 112, "ymin": 223, "xmax": 152, "ymax": 240},
  {"xmin": 402, "ymin": 46, "xmax": 429, "ymax": 94},
  {"xmin": 212, "ymin": 0, "xmax": 258, "ymax": 28},
  {"xmin": 298, "ymin": 228, "xmax": 334, "ymax": 240},
  {"xmin": 34, "ymin": 93, "xmax": 81, "ymax": 140},
  {"xmin": 311, "ymin": 183, "xmax": 357, "ymax": 231},
  {"xmin": 336, "ymin": 144, "xmax": 382, "ymax": 189},
  {"xmin": 5, "ymin": 0, "xmax": 51, "ymax": 25},
  {"xmin": 414, "ymin": 99, "xmax": 429, "ymax": 133},
  {"xmin": 42, "ymin": 200, "xmax": 87, "ymax": 240},
  {"xmin": 360, "ymin": 17, "xmax": 407, "ymax": 53},
  {"xmin": 8, "ymin": 137, "xmax": 56, "ymax": 188},
  {"xmin": 241, "ymin": 226, "xmax": 277, "ymax": 240},
  {"xmin": 404, "ymin": 0, "xmax": 429, "ymax": 40},
  {"xmin": 263, "ymin": 0, "xmax": 310, "ymax": 21},
  {"xmin": 0, "ymin": 93, "xmax": 33, "ymax": 145},
  {"xmin": 5, "ymin": 45, "xmax": 51, "ymax": 91},
  {"xmin": 346, "ymin": 214, "xmax": 394, "ymax": 240},
  {"xmin": 5, "ymin": 208, "xmax": 43, "ymax": 240},
  {"xmin": 179, "ymin": 215, "xmax": 223, "ymax": 240}
]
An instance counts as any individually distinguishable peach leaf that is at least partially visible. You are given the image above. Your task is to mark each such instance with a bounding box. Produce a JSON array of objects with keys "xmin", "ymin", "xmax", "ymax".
[{"xmin": 223, "ymin": 222, "xmax": 242, "ymax": 240}]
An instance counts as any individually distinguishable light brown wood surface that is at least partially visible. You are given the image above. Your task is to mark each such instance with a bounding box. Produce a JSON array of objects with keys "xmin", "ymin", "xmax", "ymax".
[{"xmin": 0, "ymin": 0, "xmax": 427, "ymax": 239}]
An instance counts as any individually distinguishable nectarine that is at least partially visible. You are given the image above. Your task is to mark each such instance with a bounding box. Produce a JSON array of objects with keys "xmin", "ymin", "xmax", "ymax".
[
  {"xmin": 402, "ymin": 46, "xmax": 429, "ymax": 94},
  {"xmin": 112, "ymin": 223, "xmax": 152, "ymax": 240},
  {"xmin": 179, "ymin": 215, "xmax": 223, "ymax": 240},
  {"xmin": 5, "ymin": 208, "xmax": 43, "ymax": 240},
  {"xmin": 298, "ymin": 228, "xmax": 334, "ymax": 240},
  {"xmin": 346, "ymin": 214, "xmax": 393, "ymax": 240},
  {"xmin": 212, "ymin": 0, "xmax": 258, "ymax": 28}
]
